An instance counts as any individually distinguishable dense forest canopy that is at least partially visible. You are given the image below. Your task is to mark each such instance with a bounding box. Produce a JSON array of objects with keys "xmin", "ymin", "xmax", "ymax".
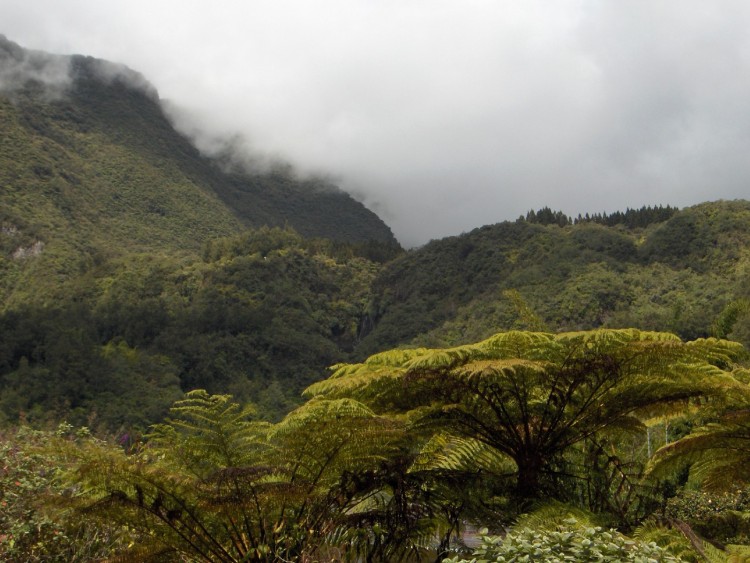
[
  {"xmin": 7, "ymin": 37, "xmax": 750, "ymax": 561},
  {"xmin": 4, "ymin": 201, "xmax": 750, "ymax": 430},
  {"xmin": 5, "ymin": 330, "xmax": 750, "ymax": 561}
]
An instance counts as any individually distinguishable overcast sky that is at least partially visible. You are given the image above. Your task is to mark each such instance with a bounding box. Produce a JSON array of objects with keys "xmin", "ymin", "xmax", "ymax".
[{"xmin": 3, "ymin": 1, "xmax": 750, "ymax": 246}]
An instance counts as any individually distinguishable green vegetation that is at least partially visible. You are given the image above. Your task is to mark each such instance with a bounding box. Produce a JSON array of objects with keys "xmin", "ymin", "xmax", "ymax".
[
  {"xmin": 0, "ymin": 35, "xmax": 397, "ymax": 308},
  {"xmin": 523, "ymin": 204, "xmax": 679, "ymax": 228},
  {"xmin": 444, "ymin": 522, "xmax": 682, "ymax": 563},
  {"xmin": 307, "ymin": 329, "xmax": 744, "ymax": 507},
  {"xmin": 9, "ymin": 36, "xmax": 750, "ymax": 561},
  {"xmin": 359, "ymin": 200, "xmax": 750, "ymax": 354},
  {"xmin": 4, "ymin": 329, "xmax": 750, "ymax": 561},
  {"xmin": 0, "ymin": 227, "xmax": 391, "ymax": 428},
  {"xmin": 0, "ymin": 425, "xmax": 127, "ymax": 562}
]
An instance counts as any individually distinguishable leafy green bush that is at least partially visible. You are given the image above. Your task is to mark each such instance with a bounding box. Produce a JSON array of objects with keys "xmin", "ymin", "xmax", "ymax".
[
  {"xmin": 0, "ymin": 426, "xmax": 126, "ymax": 562},
  {"xmin": 666, "ymin": 490, "xmax": 750, "ymax": 545},
  {"xmin": 443, "ymin": 521, "xmax": 682, "ymax": 563}
]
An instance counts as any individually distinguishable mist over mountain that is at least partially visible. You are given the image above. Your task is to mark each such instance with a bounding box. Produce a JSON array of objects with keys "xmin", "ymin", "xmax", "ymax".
[
  {"xmin": 0, "ymin": 36, "xmax": 398, "ymax": 303},
  {"xmin": 7, "ymin": 2, "xmax": 750, "ymax": 248},
  {"xmin": 6, "ymin": 16, "xmax": 750, "ymax": 562},
  {"xmin": 3, "ymin": 36, "xmax": 750, "ymax": 431}
]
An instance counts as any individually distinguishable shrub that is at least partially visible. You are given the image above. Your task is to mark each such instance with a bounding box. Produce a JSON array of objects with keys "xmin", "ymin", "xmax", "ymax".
[{"xmin": 443, "ymin": 520, "xmax": 682, "ymax": 563}]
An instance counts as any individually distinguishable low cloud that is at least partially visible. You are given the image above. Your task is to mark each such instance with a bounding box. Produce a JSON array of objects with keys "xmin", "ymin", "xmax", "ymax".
[
  {"xmin": 83, "ymin": 57, "xmax": 158, "ymax": 100},
  {"xmin": 0, "ymin": 34, "xmax": 70, "ymax": 97},
  {"xmin": 3, "ymin": 2, "xmax": 750, "ymax": 246},
  {"xmin": 162, "ymin": 101, "xmax": 279, "ymax": 176}
]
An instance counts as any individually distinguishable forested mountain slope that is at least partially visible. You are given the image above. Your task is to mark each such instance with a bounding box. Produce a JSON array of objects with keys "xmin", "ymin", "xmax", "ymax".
[
  {"xmin": 0, "ymin": 228, "xmax": 388, "ymax": 428},
  {"xmin": 357, "ymin": 200, "xmax": 750, "ymax": 355},
  {"xmin": 0, "ymin": 36, "xmax": 397, "ymax": 305},
  {"xmin": 4, "ymin": 37, "xmax": 750, "ymax": 432}
]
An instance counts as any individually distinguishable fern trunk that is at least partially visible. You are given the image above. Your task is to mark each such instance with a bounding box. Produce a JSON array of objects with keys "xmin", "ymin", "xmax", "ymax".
[{"xmin": 515, "ymin": 451, "xmax": 544, "ymax": 499}]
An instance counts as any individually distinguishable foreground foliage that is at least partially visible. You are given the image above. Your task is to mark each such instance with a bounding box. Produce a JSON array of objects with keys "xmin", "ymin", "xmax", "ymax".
[
  {"xmin": 57, "ymin": 390, "xmax": 426, "ymax": 561},
  {"xmin": 15, "ymin": 329, "xmax": 742, "ymax": 561},
  {"xmin": 308, "ymin": 329, "xmax": 745, "ymax": 505},
  {"xmin": 0, "ymin": 426, "xmax": 128, "ymax": 562},
  {"xmin": 443, "ymin": 522, "xmax": 681, "ymax": 563}
]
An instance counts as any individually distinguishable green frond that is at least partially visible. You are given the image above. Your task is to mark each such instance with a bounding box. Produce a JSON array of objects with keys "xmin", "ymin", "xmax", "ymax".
[
  {"xmin": 303, "ymin": 363, "xmax": 407, "ymax": 400},
  {"xmin": 683, "ymin": 337, "xmax": 746, "ymax": 370},
  {"xmin": 364, "ymin": 347, "xmax": 431, "ymax": 367},
  {"xmin": 555, "ymin": 328, "xmax": 681, "ymax": 350},
  {"xmin": 327, "ymin": 361, "xmax": 369, "ymax": 379},
  {"xmin": 726, "ymin": 544, "xmax": 750, "ymax": 563},
  {"xmin": 702, "ymin": 540, "xmax": 733, "ymax": 563},
  {"xmin": 647, "ymin": 412, "xmax": 750, "ymax": 489},
  {"xmin": 513, "ymin": 500, "xmax": 602, "ymax": 530},
  {"xmin": 697, "ymin": 458, "xmax": 750, "ymax": 491},
  {"xmin": 402, "ymin": 344, "xmax": 483, "ymax": 371},
  {"xmin": 341, "ymin": 488, "xmax": 393, "ymax": 517},
  {"xmin": 632, "ymin": 520, "xmax": 700, "ymax": 562},
  {"xmin": 475, "ymin": 330, "xmax": 555, "ymax": 358},
  {"xmin": 733, "ymin": 368, "xmax": 750, "ymax": 385},
  {"xmin": 605, "ymin": 414, "xmax": 648, "ymax": 437},
  {"xmin": 305, "ymin": 329, "xmax": 746, "ymax": 504},
  {"xmin": 148, "ymin": 389, "xmax": 268, "ymax": 472},
  {"xmin": 452, "ymin": 358, "xmax": 549, "ymax": 385},
  {"xmin": 408, "ymin": 432, "xmax": 515, "ymax": 475},
  {"xmin": 268, "ymin": 397, "xmax": 376, "ymax": 440},
  {"xmin": 606, "ymin": 328, "xmax": 681, "ymax": 342},
  {"xmin": 268, "ymin": 398, "xmax": 405, "ymax": 488}
]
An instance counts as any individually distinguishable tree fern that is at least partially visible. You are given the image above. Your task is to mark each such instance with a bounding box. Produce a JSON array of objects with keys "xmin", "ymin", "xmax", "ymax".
[
  {"xmin": 149, "ymin": 389, "xmax": 270, "ymax": 475},
  {"xmin": 56, "ymin": 391, "xmax": 411, "ymax": 561},
  {"xmin": 632, "ymin": 519, "xmax": 702, "ymax": 562},
  {"xmin": 307, "ymin": 329, "xmax": 746, "ymax": 501},
  {"xmin": 409, "ymin": 432, "xmax": 516, "ymax": 475},
  {"xmin": 648, "ymin": 408, "xmax": 750, "ymax": 491}
]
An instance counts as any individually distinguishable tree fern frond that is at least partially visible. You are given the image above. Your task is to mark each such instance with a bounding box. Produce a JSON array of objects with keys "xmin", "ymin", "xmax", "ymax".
[
  {"xmin": 632, "ymin": 520, "xmax": 702, "ymax": 562},
  {"xmin": 513, "ymin": 500, "xmax": 602, "ymax": 530},
  {"xmin": 701, "ymin": 540, "xmax": 732, "ymax": 563},
  {"xmin": 365, "ymin": 347, "xmax": 431, "ymax": 367},
  {"xmin": 685, "ymin": 337, "xmax": 746, "ymax": 368},
  {"xmin": 647, "ymin": 409, "xmax": 750, "ymax": 490},
  {"xmin": 402, "ymin": 344, "xmax": 484, "ymax": 371},
  {"xmin": 308, "ymin": 329, "xmax": 746, "ymax": 501},
  {"xmin": 409, "ymin": 432, "xmax": 515, "ymax": 475},
  {"xmin": 475, "ymin": 330, "xmax": 555, "ymax": 359},
  {"xmin": 453, "ymin": 358, "xmax": 549, "ymax": 383},
  {"xmin": 147, "ymin": 390, "xmax": 270, "ymax": 475},
  {"xmin": 268, "ymin": 397, "xmax": 376, "ymax": 439},
  {"xmin": 303, "ymin": 364, "xmax": 407, "ymax": 401}
]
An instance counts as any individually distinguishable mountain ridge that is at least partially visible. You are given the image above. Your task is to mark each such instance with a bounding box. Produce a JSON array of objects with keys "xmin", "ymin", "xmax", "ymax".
[
  {"xmin": 0, "ymin": 36, "xmax": 398, "ymax": 304},
  {"xmin": 4, "ymin": 37, "xmax": 750, "ymax": 429},
  {"xmin": 355, "ymin": 199, "xmax": 750, "ymax": 354}
]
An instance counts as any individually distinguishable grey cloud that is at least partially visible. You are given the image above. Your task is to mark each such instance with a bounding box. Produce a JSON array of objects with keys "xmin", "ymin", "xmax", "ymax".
[
  {"xmin": 0, "ymin": 34, "xmax": 71, "ymax": 96},
  {"xmin": 83, "ymin": 58, "xmax": 158, "ymax": 100},
  {"xmin": 3, "ymin": 2, "xmax": 750, "ymax": 246}
]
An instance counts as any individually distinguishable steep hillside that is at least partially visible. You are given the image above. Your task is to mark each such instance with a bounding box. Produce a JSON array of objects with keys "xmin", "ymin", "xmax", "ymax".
[
  {"xmin": 0, "ymin": 36, "xmax": 397, "ymax": 304},
  {"xmin": 357, "ymin": 200, "xmax": 750, "ymax": 355},
  {"xmin": 0, "ymin": 228, "xmax": 384, "ymax": 428},
  {"xmin": 6, "ymin": 37, "xmax": 750, "ymax": 432}
]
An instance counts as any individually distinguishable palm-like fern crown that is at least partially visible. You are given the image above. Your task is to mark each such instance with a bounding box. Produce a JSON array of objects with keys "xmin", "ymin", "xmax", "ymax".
[
  {"xmin": 57, "ymin": 389, "xmax": 411, "ymax": 562},
  {"xmin": 149, "ymin": 389, "xmax": 271, "ymax": 475},
  {"xmin": 306, "ymin": 329, "xmax": 745, "ymax": 484}
]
